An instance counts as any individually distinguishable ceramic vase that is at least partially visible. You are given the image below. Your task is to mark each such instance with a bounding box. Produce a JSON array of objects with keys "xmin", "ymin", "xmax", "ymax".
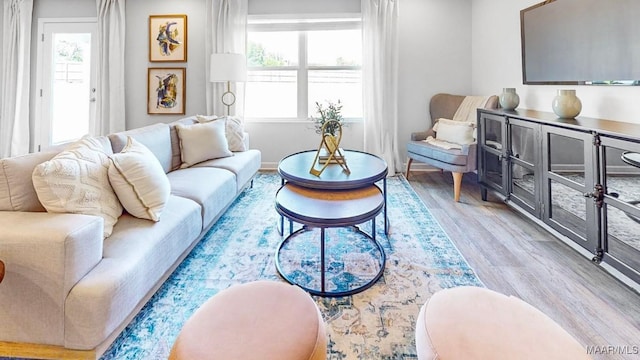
[
  {"xmin": 552, "ymin": 89, "xmax": 582, "ymax": 118},
  {"xmin": 499, "ymin": 88, "xmax": 520, "ymax": 110}
]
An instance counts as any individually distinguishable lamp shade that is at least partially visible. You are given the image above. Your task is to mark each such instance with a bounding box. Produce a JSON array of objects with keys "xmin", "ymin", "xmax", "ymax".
[{"xmin": 210, "ymin": 53, "xmax": 247, "ymax": 82}]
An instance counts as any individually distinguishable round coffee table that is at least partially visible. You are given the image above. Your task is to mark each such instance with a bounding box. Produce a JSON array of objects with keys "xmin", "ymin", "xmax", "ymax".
[
  {"xmin": 277, "ymin": 150, "xmax": 389, "ymax": 234},
  {"xmin": 274, "ymin": 183, "xmax": 385, "ymax": 297},
  {"xmin": 275, "ymin": 150, "xmax": 389, "ymax": 297}
]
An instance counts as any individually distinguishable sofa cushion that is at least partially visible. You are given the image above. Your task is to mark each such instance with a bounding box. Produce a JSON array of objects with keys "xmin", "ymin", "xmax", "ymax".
[
  {"xmin": 175, "ymin": 121, "xmax": 233, "ymax": 168},
  {"xmin": 0, "ymin": 151, "xmax": 58, "ymax": 212},
  {"xmin": 168, "ymin": 167, "xmax": 236, "ymax": 228},
  {"xmin": 32, "ymin": 136, "xmax": 123, "ymax": 238},
  {"xmin": 108, "ymin": 123, "xmax": 173, "ymax": 173},
  {"xmin": 194, "ymin": 149, "xmax": 261, "ymax": 191},
  {"xmin": 196, "ymin": 115, "xmax": 248, "ymax": 152},
  {"xmin": 108, "ymin": 137, "xmax": 171, "ymax": 222},
  {"xmin": 64, "ymin": 194, "xmax": 202, "ymax": 349}
]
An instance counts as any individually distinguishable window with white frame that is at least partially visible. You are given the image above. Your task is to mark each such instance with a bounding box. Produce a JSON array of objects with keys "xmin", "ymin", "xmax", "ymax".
[{"xmin": 245, "ymin": 16, "xmax": 362, "ymax": 121}]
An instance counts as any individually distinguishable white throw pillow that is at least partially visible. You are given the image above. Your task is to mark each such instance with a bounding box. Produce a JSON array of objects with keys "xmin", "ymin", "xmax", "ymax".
[
  {"xmin": 32, "ymin": 136, "xmax": 123, "ymax": 238},
  {"xmin": 196, "ymin": 115, "xmax": 248, "ymax": 152},
  {"xmin": 176, "ymin": 120, "xmax": 233, "ymax": 168},
  {"xmin": 108, "ymin": 137, "xmax": 171, "ymax": 222},
  {"xmin": 434, "ymin": 118, "xmax": 476, "ymax": 145}
]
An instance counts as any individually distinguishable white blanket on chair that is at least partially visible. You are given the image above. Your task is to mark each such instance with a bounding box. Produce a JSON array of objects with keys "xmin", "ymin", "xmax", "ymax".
[{"xmin": 452, "ymin": 96, "xmax": 490, "ymax": 123}]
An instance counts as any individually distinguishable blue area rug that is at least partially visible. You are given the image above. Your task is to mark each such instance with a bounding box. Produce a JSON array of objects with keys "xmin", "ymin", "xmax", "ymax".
[{"xmin": 100, "ymin": 172, "xmax": 483, "ymax": 359}]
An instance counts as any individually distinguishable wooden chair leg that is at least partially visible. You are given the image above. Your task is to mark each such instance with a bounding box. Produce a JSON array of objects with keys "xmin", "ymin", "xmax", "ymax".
[
  {"xmin": 452, "ymin": 172, "xmax": 463, "ymax": 202},
  {"xmin": 0, "ymin": 260, "xmax": 5, "ymax": 284},
  {"xmin": 405, "ymin": 158, "xmax": 413, "ymax": 180}
]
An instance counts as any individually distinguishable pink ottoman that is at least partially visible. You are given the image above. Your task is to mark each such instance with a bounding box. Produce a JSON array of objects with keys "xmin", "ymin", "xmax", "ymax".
[
  {"xmin": 169, "ymin": 281, "xmax": 326, "ymax": 360},
  {"xmin": 415, "ymin": 286, "xmax": 591, "ymax": 360}
]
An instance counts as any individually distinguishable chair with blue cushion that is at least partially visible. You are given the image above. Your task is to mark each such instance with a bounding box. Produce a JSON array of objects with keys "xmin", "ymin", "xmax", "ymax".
[{"xmin": 406, "ymin": 93, "xmax": 498, "ymax": 202}]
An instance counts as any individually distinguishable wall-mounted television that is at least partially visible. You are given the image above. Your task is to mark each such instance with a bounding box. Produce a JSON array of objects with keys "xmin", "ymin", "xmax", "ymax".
[{"xmin": 520, "ymin": 0, "xmax": 640, "ymax": 85}]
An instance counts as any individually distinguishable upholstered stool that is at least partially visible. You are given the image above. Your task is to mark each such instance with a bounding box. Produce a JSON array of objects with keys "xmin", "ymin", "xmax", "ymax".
[
  {"xmin": 169, "ymin": 280, "xmax": 327, "ymax": 360},
  {"xmin": 415, "ymin": 286, "xmax": 591, "ymax": 360}
]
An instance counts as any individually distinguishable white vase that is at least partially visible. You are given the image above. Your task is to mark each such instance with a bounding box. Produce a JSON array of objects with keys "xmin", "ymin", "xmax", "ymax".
[
  {"xmin": 499, "ymin": 88, "xmax": 520, "ymax": 110},
  {"xmin": 552, "ymin": 89, "xmax": 582, "ymax": 118}
]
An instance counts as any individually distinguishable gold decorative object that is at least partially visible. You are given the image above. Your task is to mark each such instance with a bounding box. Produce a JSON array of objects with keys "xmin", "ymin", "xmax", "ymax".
[{"xmin": 310, "ymin": 120, "xmax": 350, "ymax": 177}]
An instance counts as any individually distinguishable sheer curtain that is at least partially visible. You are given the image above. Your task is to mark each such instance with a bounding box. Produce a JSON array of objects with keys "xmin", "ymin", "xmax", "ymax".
[
  {"xmin": 0, "ymin": 0, "xmax": 33, "ymax": 157},
  {"xmin": 95, "ymin": 0, "xmax": 126, "ymax": 136},
  {"xmin": 205, "ymin": 0, "xmax": 248, "ymax": 116},
  {"xmin": 362, "ymin": 0, "xmax": 401, "ymax": 174}
]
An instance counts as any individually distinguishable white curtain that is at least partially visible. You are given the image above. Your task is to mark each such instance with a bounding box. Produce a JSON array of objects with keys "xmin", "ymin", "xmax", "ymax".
[
  {"xmin": 0, "ymin": 0, "xmax": 33, "ymax": 158},
  {"xmin": 205, "ymin": 0, "xmax": 248, "ymax": 116},
  {"xmin": 95, "ymin": 0, "xmax": 126, "ymax": 136},
  {"xmin": 362, "ymin": 0, "xmax": 401, "ymax": 174}
]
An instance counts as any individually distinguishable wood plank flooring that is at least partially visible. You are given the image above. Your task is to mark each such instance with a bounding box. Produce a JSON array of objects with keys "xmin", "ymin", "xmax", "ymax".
[{"xmin": 406, "ymin": 170, "xmax": 640, "ymax": 360}]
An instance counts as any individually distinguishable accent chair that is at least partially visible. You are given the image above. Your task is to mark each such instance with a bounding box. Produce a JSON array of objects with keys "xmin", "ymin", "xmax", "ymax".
[{"xmin": 405, "ymin": 93, "xmax": 499, "ymax": 201}]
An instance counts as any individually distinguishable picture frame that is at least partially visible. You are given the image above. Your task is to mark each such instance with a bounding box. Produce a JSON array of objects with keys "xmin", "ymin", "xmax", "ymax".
[
  {"xmin": 149, "ymin": 14, "xmax": 187, "ymax": 62},
  {"xmin": 148, "ymin": 67, "xmax": 186, "ymax": 115}
]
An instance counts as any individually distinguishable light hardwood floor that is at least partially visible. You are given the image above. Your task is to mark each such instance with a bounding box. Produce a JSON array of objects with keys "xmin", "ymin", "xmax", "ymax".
[{"xmin": 406, "ymin": 170, "xmax": 640, "ymax": 360}]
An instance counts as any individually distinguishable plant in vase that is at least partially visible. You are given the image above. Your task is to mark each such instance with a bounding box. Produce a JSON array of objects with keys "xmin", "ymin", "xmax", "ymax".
[{"xmin": 312, "ymin": 100, "xmax": 343, "ymax": 136}]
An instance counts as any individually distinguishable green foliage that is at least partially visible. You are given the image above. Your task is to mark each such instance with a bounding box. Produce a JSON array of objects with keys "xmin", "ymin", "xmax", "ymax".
[
  {"xmin": 56, "ymin": 40, "xmax": 83, "ymax": 62},
  {"xmin": 247, "ymin": 41, "xmax": 288, "ymax": 67},
  {"xmin": 312, "ymin": 100, "xmax": 343, "ymax": 136}
]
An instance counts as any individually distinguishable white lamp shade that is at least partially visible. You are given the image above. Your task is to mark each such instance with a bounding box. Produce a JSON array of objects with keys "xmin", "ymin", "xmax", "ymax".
[{"xmin": 210, "ymin": 53, "xmax": 247, "ymax": 82}]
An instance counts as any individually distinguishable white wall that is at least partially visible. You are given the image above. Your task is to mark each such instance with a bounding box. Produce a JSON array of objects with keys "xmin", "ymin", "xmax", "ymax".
[
  {"xmin": 471, "ymin": 0, "xmax": 640, "ymax": 123},
  {"xmin": 125, "ymin": 0, "xmax": 208, "ymax": 130},
  {"xmin": 398, "ymin": 0, "xmax": 472, "ymax": 167}
]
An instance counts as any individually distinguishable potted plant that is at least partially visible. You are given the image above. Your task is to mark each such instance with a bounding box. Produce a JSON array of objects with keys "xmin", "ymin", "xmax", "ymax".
[{"xmin": 312, "ymin": 100, "xmax": 343, "ymax": 136}]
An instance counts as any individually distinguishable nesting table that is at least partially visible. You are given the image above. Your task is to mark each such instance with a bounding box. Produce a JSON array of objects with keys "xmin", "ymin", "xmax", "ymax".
[{"xmin": 275, "ymin": 150, "xmax": 388, "ymax": 297}]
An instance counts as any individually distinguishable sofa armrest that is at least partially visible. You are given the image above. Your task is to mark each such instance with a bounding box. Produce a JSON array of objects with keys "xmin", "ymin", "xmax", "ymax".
[{"xmin": 0, "ymin": 212, "xmax": 103, "ymax": 345}]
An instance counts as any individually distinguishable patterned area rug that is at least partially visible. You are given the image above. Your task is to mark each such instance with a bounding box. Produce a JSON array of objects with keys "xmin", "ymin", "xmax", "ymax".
[{"xmin": 100, "ymin": 172, "xmax": 483, "ymax": 359}]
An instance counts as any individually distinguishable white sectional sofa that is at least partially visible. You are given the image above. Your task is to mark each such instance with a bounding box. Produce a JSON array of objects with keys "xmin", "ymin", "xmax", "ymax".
[{"xmin": 0, "ymin": 116, "xmax": 261, "ymax": 359}]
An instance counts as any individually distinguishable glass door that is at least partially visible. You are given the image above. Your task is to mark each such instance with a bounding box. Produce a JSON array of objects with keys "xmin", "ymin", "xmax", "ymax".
[
  {"xmin": 478, "ymin": 112, "xmax": 508, "ymax": 199},
  {"xmin": 507, "ymin": 118, "xmax": 540, "ymax": 216},
  {"xmin": 541, "ymin": 126, "xmax": 598, "ymax": 253},
  {"xmin": 36, "ymin": 19, "xmax": 97, "ymax": 149},
  {"xmin": 598, "ymin": 136, "xmax": 640, "ymax": 283}
]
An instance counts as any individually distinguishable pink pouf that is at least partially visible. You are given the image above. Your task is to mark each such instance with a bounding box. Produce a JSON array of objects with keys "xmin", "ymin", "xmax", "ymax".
[
  {"xmin": 415, "ymin": 286, "xmax": 591, "ymax": 360},
  {"xmin": 169, "ymin": 280, "xmax": 326, "ymax": 360}
]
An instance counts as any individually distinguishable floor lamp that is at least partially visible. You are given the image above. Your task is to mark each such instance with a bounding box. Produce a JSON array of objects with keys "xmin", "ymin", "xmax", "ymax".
[{"xmin": 210, "ymin": 53, "xmax": 247, "ymax": 116}]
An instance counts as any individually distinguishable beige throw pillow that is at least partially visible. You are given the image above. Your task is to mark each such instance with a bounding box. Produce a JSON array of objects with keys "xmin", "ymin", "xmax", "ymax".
[
  {"xmin": 32, "ymin": 136, "xmax": 123, "ymax": 238},
  {"xmin": 434, "ymin": 118, "xmax": 476, "ymax": 145},
  {"xmin": 0, "ymin": 150, "xmax": 58, "ymax": 212},
  {"xmin": 108, "ymin": 137, "xmax": 171, "ymax": 222},
  {"xmin": 196, "ymin": 115, "xmax": 248, "ymax": 152},
  {"xmin": 176, "ymin": 120, "xmax": 233, "ymax": 168}
]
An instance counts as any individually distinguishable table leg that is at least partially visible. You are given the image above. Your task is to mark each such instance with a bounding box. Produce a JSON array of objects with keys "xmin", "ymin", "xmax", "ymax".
[
  {"xmin": 372, "ymin": 217, "xmax": 376, "ymax": 241},
  {"xmin": 384, "ymin": 177, "xmax": 389, "ymax": 235},
  {"xmin": 320, "ymin": 228, "xmax": 326, "ymax": 293}
]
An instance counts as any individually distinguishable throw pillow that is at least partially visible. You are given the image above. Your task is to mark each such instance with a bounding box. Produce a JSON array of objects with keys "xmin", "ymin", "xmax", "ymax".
[
  {"xmin": 0, "ymin": 150, "xmax": 58, "ymax": 212},
  {"xmin": 175, "ymin": 120, "xmax": 233, "ymax": 168},
  {"xmin": 434, "ymin": 118, "xmax": 476, "ymax": 145},
  {"xmin": 32, "ymin": 136, "xmax": 123, "ymax": 238},
  {"xmin": 196, "ymin": 114, "xmax": 248, "ymax": 152},
  {"xmin": 108, "ymin": 137, "xmax": 171, "ymax": 222}
]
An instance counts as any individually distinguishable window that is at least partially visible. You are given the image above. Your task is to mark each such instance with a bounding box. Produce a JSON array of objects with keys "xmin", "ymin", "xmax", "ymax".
[{"xmin": 245, "ymin": 17, "xmax": 362, "ymax": 121}]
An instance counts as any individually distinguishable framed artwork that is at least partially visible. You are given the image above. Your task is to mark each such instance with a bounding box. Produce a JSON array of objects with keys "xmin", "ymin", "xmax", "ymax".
[
  {"xmin": 148, "ymin": 67, "xmax": 186, "ymax": 115},
  {"xmin": 149, "ymin": 15, "xmax": 187, "ymax": 62}
]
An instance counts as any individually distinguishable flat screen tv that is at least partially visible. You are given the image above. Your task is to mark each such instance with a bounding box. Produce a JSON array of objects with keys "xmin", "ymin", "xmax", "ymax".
[{"xmin": 520, "ymin": 0, "xmax": 640, "ymax": 85}]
